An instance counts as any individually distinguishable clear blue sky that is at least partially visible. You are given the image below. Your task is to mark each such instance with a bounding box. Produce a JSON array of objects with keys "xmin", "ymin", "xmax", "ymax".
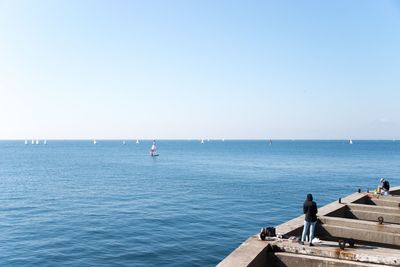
[{"xmin": 0, "ymin": 0, "xmax": 399, "ymax": 139}]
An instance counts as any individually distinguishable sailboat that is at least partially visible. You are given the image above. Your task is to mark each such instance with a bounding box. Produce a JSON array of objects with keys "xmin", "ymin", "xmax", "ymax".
[
  {"xmin": 93, "ymin": 139, "xmax": 97, "ymax": 145},
  {"xmin": 44, "ymin": 140, "xmax": 47, "ymax": 145},
  {"xmin": 24, "ymin": 140, "xmax": 28, "ymax": 145},
  {"xmin": 201, "ymin": 139, "xmax": 204, "ymax": 144},
  {"xmin": 269, "ymin": 139, "xmax": 272, "ymax": 145},
  {"xmin": 150, "ymin": 140, "xmax": 159, "ymax": 156},
  {"xmin": 349, "ymin": 139, "xmax": 353, "ymax": 145},
  {"xmin": 136, "ymin": 139, "xmax": 140, "ymax": 144},
  {"xmin": 122, "ymin": 140, "xmax": 126, "ymax": 145},
  {"xmin": 31, "ymin": 140, "xmax": 34, "ymax": 145},
  {"xmin": 35, "ymin": 140, "xmax": 39, "ymax": 145}
]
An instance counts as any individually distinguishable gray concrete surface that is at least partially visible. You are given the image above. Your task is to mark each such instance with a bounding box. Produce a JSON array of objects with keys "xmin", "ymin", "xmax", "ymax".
[
  {"xmin": 272, "ymin": 253, "xmax": 385, "ymax": 267},
  {"xmin": 217, "ymin": 186, "xmax": 400, "ymax": 267}
]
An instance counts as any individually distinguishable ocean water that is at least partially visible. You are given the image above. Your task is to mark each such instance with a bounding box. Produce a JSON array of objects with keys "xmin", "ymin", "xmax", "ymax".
[{"xmin": 0, "ymin": 140, "xmax": 399, "ymax": 266}]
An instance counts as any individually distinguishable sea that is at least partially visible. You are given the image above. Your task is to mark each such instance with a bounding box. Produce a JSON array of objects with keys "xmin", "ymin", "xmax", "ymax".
[{"xmin": 0, "ymin": 140, "xmax": 399, "ymax": 266}]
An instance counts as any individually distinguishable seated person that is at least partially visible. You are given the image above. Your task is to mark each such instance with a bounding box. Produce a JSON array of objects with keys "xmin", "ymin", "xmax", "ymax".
[{"xmin": 379, "ymin": 178, "xmax": 390, "ymax": 195}]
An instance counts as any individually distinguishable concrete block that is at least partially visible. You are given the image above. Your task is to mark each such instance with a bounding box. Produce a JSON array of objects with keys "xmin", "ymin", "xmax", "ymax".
[
  {"xmin": 273, "ymin": 252, "xmax": 386, "ymax": 267},
  {"xmin": 347, "ymin": 209, "xmax": 400, "ymax": 225},
  {"xmin": 320, "ymin": 224, "xmax": 400, "ymax": 247},
  {"xmin": 319, "ymin": 216, "xmax": 400, "ymax": 234}
]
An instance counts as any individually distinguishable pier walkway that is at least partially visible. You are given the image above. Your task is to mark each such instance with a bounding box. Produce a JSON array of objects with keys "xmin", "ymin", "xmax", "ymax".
[{"xmin": 218, "ymin": 186, "xmax": 400, "ymax": 267}]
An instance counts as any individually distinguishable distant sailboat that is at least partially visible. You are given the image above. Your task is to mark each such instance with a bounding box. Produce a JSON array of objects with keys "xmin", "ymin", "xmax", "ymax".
[
  {"xmin": 44, "ymin": 140, "xmax": 47, "ymax": 145},
  {"xmin": 201, "ymin": 139, "xmax": 204, "ymax": 144},
  {"xmin": 35, "ymin": 140, "xmax": 39, "ymax": 145},
  {"xmin": 123, "ymin": 140, "xmax": 126, "ymax": 145},
  {"xmin": 31, "ymin": 140, "xmax": 34, "ymax": 145},
  {"xmin": 222, "ymin": 138, "xmax": 225, "ymax": 142},
  {"xmin": 24, "ymin": 140, "xmax": 28, "ymax": 145},
  {"xmin": 93, "ymin": 140, "xmax": 97, "ymax": 145},
  {"xmin": 349, "ymin": 139, "xmax": 353, "ymax": 145},
  {"xmin": 136, "ymin": 139, "xmax": 140, "ymax": 144},
  {"xmin": 269, "ymin": 139, "xmax": 272, "ymax": 145},
  {"xmin": 150, "ymin": 140, "xmax": 159, "ymax": 156}
]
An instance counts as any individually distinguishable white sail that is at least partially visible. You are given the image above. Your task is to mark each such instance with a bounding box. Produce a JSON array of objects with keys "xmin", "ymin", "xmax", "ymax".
[
  {"xmin": 349, "ymin": 139, "xmax": 353, "ymax": 145},
  {"xmin": 201, "ymin": 139, "xmax": 204, "ymax": 144},
  {"xmin": 24, "ymin": 140, "xmax": 28, "ymax": 145},
  {"xmin": 93, "ymin": 140, "xmax": 97, "ymax": 145},
  {"xmin": 136, "ymin": 139, "xmax": 139, "ymax": 144},
  {"xmin": 35, "ymin": 140, "xmax": 39, "ymax": 145},
  {"xmin": 31, "ymin": 140, "xmax": 34, "ymax": 144},
  {"xmin": 44, "ymin": 140, "xmax": 47, "ymax": 145},
  {"xmin": 123, "ymin": 140, "xmax": 126, "ymax": 145},
  {"xmin": 150, "ymin": 140, "xmax": 158, "ymax": 156}
]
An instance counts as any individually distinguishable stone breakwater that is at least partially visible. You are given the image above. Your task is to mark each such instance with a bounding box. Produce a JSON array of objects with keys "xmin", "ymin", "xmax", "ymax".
[{"xmin": 218, "ymin": 186, "xmax": 400, "ymax": 267}]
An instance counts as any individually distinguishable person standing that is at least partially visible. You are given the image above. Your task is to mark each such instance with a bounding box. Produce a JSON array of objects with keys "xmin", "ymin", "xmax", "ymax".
[{"xmin": 301, "ymin": 193, "xmax": 318, "ymax": 246}]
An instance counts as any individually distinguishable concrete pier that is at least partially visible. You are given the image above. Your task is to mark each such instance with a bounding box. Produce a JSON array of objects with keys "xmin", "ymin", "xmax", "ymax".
[{"xmin": 218, "ymin": 186, "xmax": 400, "ymax": 267}]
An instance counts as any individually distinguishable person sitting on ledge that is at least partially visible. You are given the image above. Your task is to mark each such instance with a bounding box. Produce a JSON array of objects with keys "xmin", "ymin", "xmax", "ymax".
[
  {"xmin": 301, "ymin": 193, "xmax": 318, "ymax": 246},
  {"xmin": 379, "ymin": 178, "xmax": 390, "ymax": 195}
]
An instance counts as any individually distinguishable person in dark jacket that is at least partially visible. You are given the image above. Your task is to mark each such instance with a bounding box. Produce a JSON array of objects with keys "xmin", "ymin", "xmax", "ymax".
[
  {"xmin": 380, "ymin": 178, "xmax": 390, "ymax": 195},
  {"xmin": 301, "ymin": 193, "xmax": 318, "ymax": 246}
]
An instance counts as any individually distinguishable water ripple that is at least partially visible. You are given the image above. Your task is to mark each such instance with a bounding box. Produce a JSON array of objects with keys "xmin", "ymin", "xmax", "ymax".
[{"xmin": 0, "ymin": 140, "xmax": 399, "ymax": 266}]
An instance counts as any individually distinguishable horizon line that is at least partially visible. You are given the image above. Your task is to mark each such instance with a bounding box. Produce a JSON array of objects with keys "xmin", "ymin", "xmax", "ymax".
[{"xmin": 0, "ymin": 138, "xmax": 398, "ymax": 141}]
